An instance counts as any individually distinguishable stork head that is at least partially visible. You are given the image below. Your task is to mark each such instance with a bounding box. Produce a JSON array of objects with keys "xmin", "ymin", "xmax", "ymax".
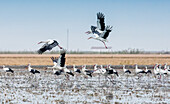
[
  {"xmin": 94, "ymin": 64, "xmax": 98, "ymax": 70},
  {"xmin": 27, "ymin": 63, "xmax": 31, "ymax": 68},
  {"xmin": 2, "ymin": 65, "xmax": 5, "ymax": 68},
  {"xmin": 122, "ymin": 65, "xmax": 125, "ymax": 69},
  {"xmin": 73, "ymin": 64, "xmax": 75, "ymax": 68}
]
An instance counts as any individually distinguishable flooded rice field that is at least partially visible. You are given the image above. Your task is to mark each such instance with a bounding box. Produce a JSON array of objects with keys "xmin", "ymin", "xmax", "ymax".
[{"xmin": 0, "ymin": 68, "xmax": 169, "ymax": 103}]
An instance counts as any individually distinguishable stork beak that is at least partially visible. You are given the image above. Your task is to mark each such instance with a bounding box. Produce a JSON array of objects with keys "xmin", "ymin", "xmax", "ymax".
[
  {"xmin": 38, "ymin": 42, "xmax": 41, "ymax": 44},
  {"xmin": 85, "ymin": 31, "xmax": 91, "ymax": 34}
]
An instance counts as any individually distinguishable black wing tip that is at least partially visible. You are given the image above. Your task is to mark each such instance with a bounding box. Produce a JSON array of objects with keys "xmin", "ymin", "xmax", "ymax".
[
  {"xmin": 106, "ymin": 25, "xmax": 113, "ymax": 31},
  {"xmin": 97, "ymin": 12, "xmax": 105, "ymax": 18},
  {"xmin": 35, "ymin": 70, "xmax": 40, "ymax": 73},
  {"xmin": 37, "ymin": 50, "xmax": 43, "ymax": 54}
]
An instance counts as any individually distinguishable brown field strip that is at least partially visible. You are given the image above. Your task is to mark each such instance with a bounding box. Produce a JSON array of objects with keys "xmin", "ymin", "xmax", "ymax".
[{"xmin": 0, "ymin": 54, "xmax": 170, "ymax": 66}]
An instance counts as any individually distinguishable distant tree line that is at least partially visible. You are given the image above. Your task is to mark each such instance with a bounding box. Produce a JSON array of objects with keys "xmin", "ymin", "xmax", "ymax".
[{"xmin": 0, "ymin": 48, "xmax": 169, "ymax": 54}]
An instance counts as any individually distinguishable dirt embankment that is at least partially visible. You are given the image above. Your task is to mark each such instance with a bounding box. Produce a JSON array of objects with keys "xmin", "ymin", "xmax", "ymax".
[{"xmin": 0, "ymin": 54, "xmax": 170, "ymax": 66}]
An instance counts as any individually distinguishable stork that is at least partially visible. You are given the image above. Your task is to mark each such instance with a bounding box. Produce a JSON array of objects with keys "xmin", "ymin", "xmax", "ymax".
[
  {"xmin": 86, "ymin": 12, "xmax": 112, "ymax": 49},
  {"xmin": 165, "ymin": 65, "xmax": 170, "ymax": 75},
  {"xmin": 107, "ymin": 65, "xmax": 119, "ymax": 77},
  {"xmin": 27, "ymin": 63, "xmax": 40, "ymax": 74},
  {"xmin": 73, "ymin": 65, "xmax": 81, "ymax": 73},
  {"xmin": 49, "ymin": 49, "xmax": 74, "ymax": 77},
  {"xmin": 154, "ymin": 64, "xmax": 160, "ymax": 75},
  {"xmin": 144, "ymin": 66, "xmax": 152, "ymax": 74},
  {"xmin": 37, "ymin": 39, "xmax": 62, "ymax": 54},
  {"xmin": 82, "ymin": 65, "xmax": 93, "ymax": 77},
  {"xmin": 135, "ymin": 64, "xmax": 146, "ymax": 74},
  {"xmin": 123, "ymin": 65, "xmax": 131, "ymax": 74},
  {"xmin": 2, "ymin": 65, "xmax": 14, "ymax": 73}
]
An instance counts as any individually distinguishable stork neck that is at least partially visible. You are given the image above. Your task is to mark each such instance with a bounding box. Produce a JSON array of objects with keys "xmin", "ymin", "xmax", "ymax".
[
  {"xmin": 123, "ymin": 65, "xmax": 125, "ymax": 69},
  {"xmin": 135, "ymin": 65, "xmax": 138, "ymax": 69},
  {"xmin": 94, "ymin": 65, "xmax": 97, "ymax": 70}
]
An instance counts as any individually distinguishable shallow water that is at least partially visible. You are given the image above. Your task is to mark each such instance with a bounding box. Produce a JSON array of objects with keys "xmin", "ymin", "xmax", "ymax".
[{"xmin": 0, "ymin": 69, "xmax": 169, "ymax": 103}]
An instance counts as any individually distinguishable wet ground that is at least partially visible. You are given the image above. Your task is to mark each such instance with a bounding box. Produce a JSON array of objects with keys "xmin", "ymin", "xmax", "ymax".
[{"xmin": 0, "ymin": 68, "xmax": 169, "ymax": 103}]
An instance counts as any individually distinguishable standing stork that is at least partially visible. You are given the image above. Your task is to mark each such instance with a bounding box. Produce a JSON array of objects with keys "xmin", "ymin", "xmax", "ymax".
[
  {"xmin": 2, "ymin": 65, "xmax": 14, "ymax": 73},
  {"xmin": 158, "ymin": 64, "xmax": 167, "ymax": 76},
  {"xmin": 154, "ymin": 64, "xmax": 160, "ymax": 75},
  {"xmin": 2, "ymin": 65, "xmax": 14, "ymax": 84},
  {"xmin": 86, "ymin": 12, "xmax": 113, "ymax": 49},
  {"xmin": 144, "ymin": 66, "xmax": 152, "ymax": 74},
  {"xmin": 166, "ymin": 66, "xmax": 170, "ymax": 75},
  {"xmin": 27, "ymin": 63, "xmax": 40, "ymax": 74},
  {"xmin": 135, "ymin": 64, "xmax": 146, "ymax": 74},
  {"xmin": 108, "ymin": 65, "xmax": 119, "ymax": 77},
  {"xmin": 82, "ymin": 65, "xmax": 93, "ymax": 77},
  {"xmin": 123, "ymin": 65, "xmax": 131, "ymax": 74},
  {"xmin": 163, "ymin": 63, "xmax": 170, "ymax": 75},
  {"xmin": 73, "ymin": 65, "xmax": 81, "ymax": 73},
  {"xmin": 37, "ymin": 39, "xmax": 63, "ymax": 54}
]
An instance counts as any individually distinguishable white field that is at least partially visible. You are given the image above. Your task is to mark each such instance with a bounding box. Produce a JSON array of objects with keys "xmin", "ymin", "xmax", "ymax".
[{"xmin": 0, "ymin": 68, "xmax": 169, "ymax": 103}]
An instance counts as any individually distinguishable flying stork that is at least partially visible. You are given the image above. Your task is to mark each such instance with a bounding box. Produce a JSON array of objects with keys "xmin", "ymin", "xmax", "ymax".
[
  {"xmin": 37, "ymin": 39, "xmax": 63, "ymax": 54},
  {"xmin": 49, "ymin": 49, "xmax": 74, "ymax": 77},
  {"xmin": 86, "ymin": 12, "xmax": 113, "ymax": 49}
]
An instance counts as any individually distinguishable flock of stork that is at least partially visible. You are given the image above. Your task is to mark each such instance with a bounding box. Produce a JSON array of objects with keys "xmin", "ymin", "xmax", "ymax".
[
  {"xmin": 1, "ymin": 12, "xmax": 170, "ymax": 80},
  {"xmin": 2, "ymin": 48, "xmax": 170, "ymax": 80}
]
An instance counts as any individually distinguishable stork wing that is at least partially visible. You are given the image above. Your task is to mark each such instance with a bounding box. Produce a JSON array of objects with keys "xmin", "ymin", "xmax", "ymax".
[
  {"xmin": 50, "ymin": 57, "xmax": 58, "ymax": 66},
  {"xmin": 97, "ymin": 12, "xmax": 105, "ymax": 31},
  {"xmin": 37, "ymin": 40, "xmax": 59, "ymax": 54},
  {"xmin": 57, "ymin": 49, "xmax": 66, "ymax": 67},
  {"xmin": 47, "ymin": 40, "xmax": 59, "ymax": 50},
  {"xmin": 101, "ymin": 26, "xmax": 112, "ymax": 39},
  {"xmin": 37, "ymin": 43, "xmax": 49, "ymax": 54},
  {"xmin": 91, "ymin": 26, "xmax": 100, "ymax": 37}
]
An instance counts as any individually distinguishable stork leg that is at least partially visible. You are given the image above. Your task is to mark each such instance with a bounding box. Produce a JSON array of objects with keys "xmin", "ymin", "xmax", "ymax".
[
  {"xmin": 102, "ymin": 41, "xmax": 108, "ymax": 49},
  {"xmin": 88, "ymin": 37, "xmax": 93, "ymax": 40}
]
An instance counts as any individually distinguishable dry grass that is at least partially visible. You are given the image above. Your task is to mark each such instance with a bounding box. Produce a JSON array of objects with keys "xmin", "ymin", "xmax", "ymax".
[{"xmin": 0, "ymin": 54, "xmax": 170, "ymax": 66}]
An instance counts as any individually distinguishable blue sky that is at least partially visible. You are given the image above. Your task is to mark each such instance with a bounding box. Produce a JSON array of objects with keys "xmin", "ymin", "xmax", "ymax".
[{"xmin": 0, "ymin": 0, "xmax": 170, "ymax": 51}]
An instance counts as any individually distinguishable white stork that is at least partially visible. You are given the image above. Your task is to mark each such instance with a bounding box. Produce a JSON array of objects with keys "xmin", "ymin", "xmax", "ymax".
[
  {"xmin": 158, "ymin": 64, "xmax": 167, "ymax": 75},
  {"xmin": 27, "ymin": 63, "xmax": 40, "ymax": 74},
  {"xmin": 144, "ymin": 66, "xmax": 152, "ymax": 74},
  {"xmin": 2, "ymin": 65, "xmax": 14, "ymax": 73},
  {"xmin": 48, "ymin": 49, "xmax": 66, "ymax": 70},
  {"xmin": 37, "ymin": 39, "xmax": 62, "ymax": 54},
  {"xmin": 123, "ymin": 65, "xmax": 131, "ymax": 74},
  {"xmin": 163, "ymin": 63, "xmax": 170, "ymax": 75},
  {"xmin": 135, "ymin": 64, "xmax": 146, "ymax": 74},
  {"xmin": 86, "ymin": 12, "xmax": 112, "ymax": 49},
  {"xmin": 154, "ymin": 64, "xmax": 160, "ymax": 75},
  {"xmin": 82, "ymin": 65, "xmax": 93, "ymax": 77},
  {"xmin": 93, "ymin": 65, "xmax": 106, "ymax": 74},
  {"xmin": 73, "ymin": 65, "xmax": 81, "ymax": 73},
  {"xmin": 166, "ymin": 66, "xmax": 170, "ymax": 75},
  {"xmin": 49, "ymin": 49, "xmax": 74, "ymax": 76},
  {"xmin": 107, "ymin": 65, "xmax": 119, "ymax": 77}
]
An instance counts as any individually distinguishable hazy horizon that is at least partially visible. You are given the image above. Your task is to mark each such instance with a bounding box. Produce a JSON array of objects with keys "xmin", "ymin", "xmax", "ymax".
[{"xmin": 0, "ymin": 0, "xmax": 170, "ymax": 52}]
